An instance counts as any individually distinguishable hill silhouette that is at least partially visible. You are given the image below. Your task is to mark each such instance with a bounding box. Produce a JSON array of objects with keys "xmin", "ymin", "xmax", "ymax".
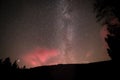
[{"xmin": 0, "ymin": 58, "xmax": 116, "ymax": 80}]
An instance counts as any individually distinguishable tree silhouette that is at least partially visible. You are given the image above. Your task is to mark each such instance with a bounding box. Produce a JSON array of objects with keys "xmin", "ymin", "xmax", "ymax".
[
  {"xmin": 12, "ymin": 60, "xmax": 19, "ymax": 69},
  {"xmin": 94, "ymin": 0, "xmax": 120, "ymax": 62},
  {"xmin": 0, "ymin": 59, "xmax": 2, "ymax": 64},
  {"xmin": 0, "ymin": 59, "xmax": 3, "ymax": 69},
  {"xmin": 23, "ymin": 65, "xmax": 26, "ymax": 69},
  {"xmin": 0, "ymin": 57, "xmax": 21, "ymax": 70},
  {"xmin": 3, "ymin": 57, "xmax": 12, "ymax": 68},
  {"xmin": 94, "ymin": 0, "xmax": 120, "ymax": 22}
]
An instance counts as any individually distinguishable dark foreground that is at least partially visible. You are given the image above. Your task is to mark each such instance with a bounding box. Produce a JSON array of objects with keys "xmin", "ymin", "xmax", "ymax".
[{"xmin": 0, "ymin": 60, "xmax": 118, "ymax": 80}]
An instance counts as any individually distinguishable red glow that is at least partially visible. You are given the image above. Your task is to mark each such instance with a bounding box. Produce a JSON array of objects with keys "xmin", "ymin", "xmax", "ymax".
[
  {"xmin": 100, "ymin": 25, "xmax": 110, "ymax": 49},
  {"xmin": 100, "ymin": 17, "xmax": 120, "ymax": 49},
  {"xmin": 22, "ymin": 48, "xmax": 59, "ymax": 67},
  {"xmin": 100, "ymin": 25, "xmax": 110, "ymax": 39}
]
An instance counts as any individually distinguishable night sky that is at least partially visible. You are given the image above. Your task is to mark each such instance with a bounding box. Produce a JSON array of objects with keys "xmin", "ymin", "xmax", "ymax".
[{"xmin": 0, "ymin": 0, "xmax": 110, "ymax": 68}]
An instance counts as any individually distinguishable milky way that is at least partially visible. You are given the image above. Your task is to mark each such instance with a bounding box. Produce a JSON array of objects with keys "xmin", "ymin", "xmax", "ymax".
[
  {"xmin": 56, "ymin": 0, "xmax": 75, "ymax": 63},
  {"xmin": 0, "ymin": 0, "xmax": 110, "ymax": 68}
]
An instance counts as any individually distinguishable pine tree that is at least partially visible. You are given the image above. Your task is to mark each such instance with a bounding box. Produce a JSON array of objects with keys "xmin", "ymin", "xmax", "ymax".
[
  {"xmin": 12, "ymin": 60, "xmax": 19, "ymax": 69},
  {"xmin": 94, "ymin": 0, "xmax": 120, "ymax": 62}
]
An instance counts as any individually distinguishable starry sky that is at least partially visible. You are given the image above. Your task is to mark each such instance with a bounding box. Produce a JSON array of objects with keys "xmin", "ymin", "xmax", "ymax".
[{"xmin": 0, "ymin": 0, "xmax": 110, "ymax": 68}]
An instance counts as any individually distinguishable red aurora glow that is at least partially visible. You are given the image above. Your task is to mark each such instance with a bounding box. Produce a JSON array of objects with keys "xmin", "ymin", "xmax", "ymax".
[{"xmin": 22, "ymin": 48, "xmax": 59, "ymax": 67}]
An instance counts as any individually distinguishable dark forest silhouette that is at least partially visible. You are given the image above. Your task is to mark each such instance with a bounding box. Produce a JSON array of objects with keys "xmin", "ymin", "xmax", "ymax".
[{"xmin": 94, "ymin": 0, "xmax": 120, "ymax": 62}]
